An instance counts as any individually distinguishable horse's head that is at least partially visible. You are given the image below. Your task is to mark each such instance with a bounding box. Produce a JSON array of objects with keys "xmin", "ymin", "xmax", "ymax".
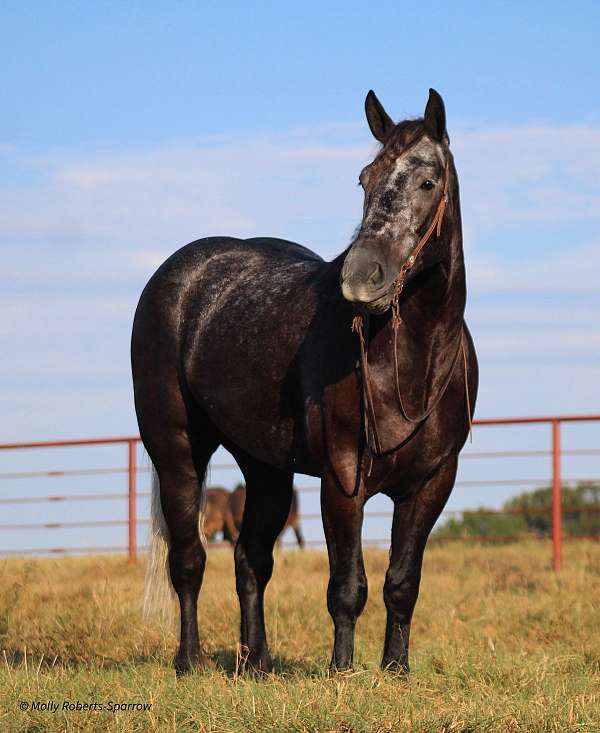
[{"xmin": 341, "ymin": 89, "xmax": 453, "ymax": 313}]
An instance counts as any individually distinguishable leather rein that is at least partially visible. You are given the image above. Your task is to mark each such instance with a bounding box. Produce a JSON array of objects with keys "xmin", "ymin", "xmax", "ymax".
[{"xmin": 350, "ymin": 156, "xmax": 472, "ymax": 458}]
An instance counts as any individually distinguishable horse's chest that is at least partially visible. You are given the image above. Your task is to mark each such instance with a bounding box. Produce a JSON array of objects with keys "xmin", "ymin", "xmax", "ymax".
[{"xmin": 368, "ymin": 420, "xmax": 458, "ymax": 499}]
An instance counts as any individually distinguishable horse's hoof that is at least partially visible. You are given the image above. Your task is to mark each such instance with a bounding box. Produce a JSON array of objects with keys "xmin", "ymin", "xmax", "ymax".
[
  {"xmin": 381, "ymin": 659, "xmax": 409, "ymax": 675},
  {"xmin": 328, "ymin": 662, "xmax": 353, "ymax": 675},
  {"xmin": 239, "ymin": 654, "xmax": 273, "ymax": 677},
  {"xmin": 174, "ymin": 652, "xmax": 215, "ymax": 676}
]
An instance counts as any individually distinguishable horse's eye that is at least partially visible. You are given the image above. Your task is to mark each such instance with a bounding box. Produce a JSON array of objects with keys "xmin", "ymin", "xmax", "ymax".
[{"xmin": 420, "ymin": 179, "xmax": 435, "ymax": 191}]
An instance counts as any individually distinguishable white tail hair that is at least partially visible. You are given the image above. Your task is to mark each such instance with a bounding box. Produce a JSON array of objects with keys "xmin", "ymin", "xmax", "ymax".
[{"xmin": 143, "ymin": 465, "xmax": 208, "ymax": 620}]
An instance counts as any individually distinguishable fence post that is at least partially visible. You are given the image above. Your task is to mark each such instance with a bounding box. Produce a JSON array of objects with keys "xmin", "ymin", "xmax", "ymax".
[
  {"xmin": 128, "ymin": 439, "xmax": 137, "ymax": 564},
  {"xmin": 552, "ymin": 419, "xmax": 562, "ymax": 572}
]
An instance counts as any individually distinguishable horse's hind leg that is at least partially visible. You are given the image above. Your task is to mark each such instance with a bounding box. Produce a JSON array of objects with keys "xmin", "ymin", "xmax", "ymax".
[
  {"xmin": 292, "ymin": 519, "xmax": 305, "ymax": 548},
  {"xmin": 151, "ymin": 424, "xmax": 219, "ymax": 674},
  {"xmin": 231, "ymin": 452, "xmax": 293, "ymax": 673}
]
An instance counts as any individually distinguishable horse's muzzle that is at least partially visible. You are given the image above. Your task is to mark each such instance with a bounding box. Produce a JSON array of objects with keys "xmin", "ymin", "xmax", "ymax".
[
  {"xmin": 340, "ymin": 254, "xmax": 390, "ymax": 313},
  {"xmin": 340, "ymin": 278, "xmax": 392, "ymax": 314},
  {"xmin": 340, "ymin": 249, "xmax": 391, "ymax": 305}
]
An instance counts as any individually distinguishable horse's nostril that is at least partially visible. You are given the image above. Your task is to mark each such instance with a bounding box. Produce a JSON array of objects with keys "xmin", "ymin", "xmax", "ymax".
[{"xmin": 368, "ymin": 263, "xmax": 384, "ymax": 286}]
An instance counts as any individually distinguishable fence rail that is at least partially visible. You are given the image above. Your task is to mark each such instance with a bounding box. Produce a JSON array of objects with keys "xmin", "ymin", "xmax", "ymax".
[{"xmin": 1, "ymin": 414, "xmax": 599, "ymax": 570}]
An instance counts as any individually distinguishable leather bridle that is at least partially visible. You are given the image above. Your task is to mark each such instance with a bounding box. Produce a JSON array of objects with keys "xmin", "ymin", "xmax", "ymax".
[{"xmin": 350, "ymin": 153, "xmax": 472, "ymax": 459}]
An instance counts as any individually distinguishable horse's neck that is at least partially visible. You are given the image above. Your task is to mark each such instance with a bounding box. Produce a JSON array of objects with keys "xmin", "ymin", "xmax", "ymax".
[
  {"xmin": 392, "ymin": 211, "xmax": 465, "ymax": 345},
  {"xmin": 399, "ymin": 259, "xmax": 466, "ymax": 348},
  {"xmin": 370, "ymin": 220, "xmax": 467, "ymax": 442}
]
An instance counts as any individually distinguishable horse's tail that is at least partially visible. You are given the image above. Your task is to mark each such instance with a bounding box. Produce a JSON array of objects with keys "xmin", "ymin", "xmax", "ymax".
[{"xmin": 143, "ymin": 465, "xmax": 208, "ymax": 620}]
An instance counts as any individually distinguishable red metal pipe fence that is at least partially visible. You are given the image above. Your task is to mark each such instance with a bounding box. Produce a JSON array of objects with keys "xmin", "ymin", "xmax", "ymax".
[
  {"xmin": 0, "ymin": 414, "xmax": 599, "ymax": 569},
  {"xmin": 127, "ymin": 439, "xmax": 137, "ymax": 564},
  {"xmin": 552, "ymin": 420, "xmax": 562, "ymax": 571}
]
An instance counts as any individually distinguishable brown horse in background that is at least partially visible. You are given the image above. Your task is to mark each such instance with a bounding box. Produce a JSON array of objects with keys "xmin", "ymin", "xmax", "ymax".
[{"xmin": 203, "ymin": 487, "xmax": 239, "ymax": 544}]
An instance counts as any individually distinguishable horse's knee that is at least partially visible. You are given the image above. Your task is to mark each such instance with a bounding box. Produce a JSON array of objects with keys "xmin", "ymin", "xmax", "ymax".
[
  {"xmin": 383, "ymin": 567, "xmax": 420, "ymax": 618},
  {"xmin": 234, "ymin": 540, "xmax": 274, "ymax": 591},
  {"xmin": 327, "ymin": 570, "xmax": 368, "ymax": 621}
]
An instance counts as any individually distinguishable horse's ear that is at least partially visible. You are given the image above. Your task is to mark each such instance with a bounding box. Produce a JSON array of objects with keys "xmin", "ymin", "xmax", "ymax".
[
  {"xmin": 365, "ymin": 90, "xmax": 395, "ymax": 144},
  {"xmin": 424, "ymin": 88, "xmax": 447, "ymax": 142}
]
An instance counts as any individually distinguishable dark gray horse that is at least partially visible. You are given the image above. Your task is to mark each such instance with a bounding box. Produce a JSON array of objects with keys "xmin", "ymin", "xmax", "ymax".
[
  {"xmin": 229, "ymin": 484, "xmax": 304, "ymax": 548},
  {"xmin": 132, "ymin": 88, "xmax": 477, "ymax": 675}
]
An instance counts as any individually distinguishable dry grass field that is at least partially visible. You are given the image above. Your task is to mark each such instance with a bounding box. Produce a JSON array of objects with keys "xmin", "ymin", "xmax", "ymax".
[{"xmin": 0, "ymin": 542, "xmax": 599, "ymax": 732}]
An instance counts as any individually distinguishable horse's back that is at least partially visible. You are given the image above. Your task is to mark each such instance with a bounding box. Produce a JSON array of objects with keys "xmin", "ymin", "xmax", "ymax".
[
  {"xmin": 152, "ymin": 236, "xmax": 322, "ymax": 284},
  {"xmin": 133, "ymin": 234, "xmax": 323, "ymax": 364},
  {"xmin": 244, "ymin": 237, "xmax": 323, "ymax": 263}
]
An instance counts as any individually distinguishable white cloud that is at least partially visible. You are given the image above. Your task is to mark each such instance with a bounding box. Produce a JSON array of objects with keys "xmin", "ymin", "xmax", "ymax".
[
  {"xmin": 0, "ymin": 135, "xmax": 368, "ymax": 263},
  {"xmin": 468, "ymin": 240, "xmax": 600, "ymax": 294},
  {"xmin": 2, "ymin": 121, "xmax": 599, "ymax": 271},
  {"xmin": 454, "ymin": 124, "xmax": 600, "ymax": 223},
  {"xmin": 0, "ymin": 120, "xmax": 599, "ymax": 442}
]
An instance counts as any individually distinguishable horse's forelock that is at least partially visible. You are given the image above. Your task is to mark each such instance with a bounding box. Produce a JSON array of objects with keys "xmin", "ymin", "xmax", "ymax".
[
  {"xmin": 384, "ymin": 119, "xmax": 427, "ymax": 153},
  {"xmin": 365, "ymin": 119, "xmax": 429, "ymax": 177}
]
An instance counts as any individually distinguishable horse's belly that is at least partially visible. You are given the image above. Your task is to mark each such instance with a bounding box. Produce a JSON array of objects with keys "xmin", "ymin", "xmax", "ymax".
[{"xmin": 189, "ymin": 360, "xmax": 319, "ymax": 474}]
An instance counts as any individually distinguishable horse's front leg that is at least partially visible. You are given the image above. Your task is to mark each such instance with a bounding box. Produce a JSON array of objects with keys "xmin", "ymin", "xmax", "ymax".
[
  {"xmin": 382, "ymin": 455, "xmax": 458, "ymax": 673},
  {"xmin": 321, "ymin": 472, "xmax": 367, "ymax": 671}
]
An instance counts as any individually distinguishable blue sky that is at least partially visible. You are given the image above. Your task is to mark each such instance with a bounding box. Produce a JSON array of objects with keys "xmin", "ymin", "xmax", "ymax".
[
  {"xmin": 1, "ymin": 2, "xmax": 599, "ymax": 550},
  {"xmin": 3, "ymin": 1, "xmax": 600, "ymax": 149}
]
